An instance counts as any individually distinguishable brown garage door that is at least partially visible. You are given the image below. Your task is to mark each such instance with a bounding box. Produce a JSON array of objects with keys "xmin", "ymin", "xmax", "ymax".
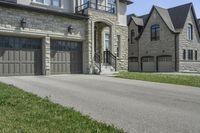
[
  {"xmin": 50, "ymin": 40, "xmax": 82, "ymax": 74},
  {"xmin": 0, "ymin": 36, "xmax": 42, "ymax": 76}
]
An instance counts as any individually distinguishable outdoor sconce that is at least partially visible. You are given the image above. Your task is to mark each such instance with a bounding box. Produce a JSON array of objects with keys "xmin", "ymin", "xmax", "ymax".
[
  {"xmin": 20, "ymin": 18, "xmax": 26, "ymax": 29},
  {"xmin": 68, "ymin": 25, "xmax": 73, "ymax": 34}
]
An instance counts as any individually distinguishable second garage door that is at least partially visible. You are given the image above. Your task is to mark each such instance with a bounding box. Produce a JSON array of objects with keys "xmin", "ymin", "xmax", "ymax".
[
  {"xmin": 158, "ymin": 56, "xmax": 173, "ymax": 72},
  {"xmin": 50, "ymin": 40, "xmax": 82, "ymax": 74},
  {"xmin": 141, "ymin": 57, "xmax": 155, "ymax": 72}
]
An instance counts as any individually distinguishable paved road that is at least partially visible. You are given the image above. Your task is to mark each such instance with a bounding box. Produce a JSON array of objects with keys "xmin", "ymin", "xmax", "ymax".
[{"xmin": 0, "ymin": 75, "xmax": 200, "ymax": 133}]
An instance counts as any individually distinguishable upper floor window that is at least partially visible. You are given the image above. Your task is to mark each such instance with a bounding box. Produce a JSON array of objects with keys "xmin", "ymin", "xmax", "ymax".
[
  {"xmin": 131, "ymin": 29, "xmax": 135, "ymax": 44},
  {"xmin": 107, "ymin": 0, "xmax": 116, "ymax": 13},
  {"xmin": 34, "ymin": 0, "xmax": 61, "ymax": 7},
  {"xmin": 151, "ymin": 24, "xmax": 160, "ymax": 41},
  {"xmin": 187, "ymin": 24, "xmax": 193, "ymax": 40}
]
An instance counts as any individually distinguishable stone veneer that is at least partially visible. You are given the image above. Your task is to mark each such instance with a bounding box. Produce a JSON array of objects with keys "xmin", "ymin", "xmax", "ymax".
[
  {"xmin": 0, "ymin": 4, "xmax": 129, "ymax": 74},
  {"xmin": 87, "ymin": 9, "xmax": 128, "ymax": 71},
  {"xmin": 178, "ymin": 9, "xmax": 200, "ymax": 73},
  {"xmin": 139, "ymin": 9, "xmax": 176, "ymax": 72},
  {"xmin": 0, "ymin": 5, "xmax": 88, "ymax": 74}
]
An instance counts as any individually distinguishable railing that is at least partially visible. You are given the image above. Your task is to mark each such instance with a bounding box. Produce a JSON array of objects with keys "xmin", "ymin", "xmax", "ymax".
[
  {"xmin": 94, "ymin": 53, "xmax": 101, "ymax": 73},
  {"xmin": 76, "ymin": 1, "xmax": 115, "ymax": 14},
  {"xmin": 103, "ymin": 50, "xmax": 117, "ymax": 71}
]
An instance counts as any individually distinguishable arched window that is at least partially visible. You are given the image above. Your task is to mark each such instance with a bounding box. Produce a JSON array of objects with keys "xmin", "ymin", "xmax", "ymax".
[
  {"xmin": 187, "ymin": 24, "xmax": 193, "ymax": 40},
  {"xmin": 151, "ymin": 24, "xmax": 160, "ymax": 41},
  {"xmin": 131, "ymin": 29, "xmax": 135, "ymax": 44}
]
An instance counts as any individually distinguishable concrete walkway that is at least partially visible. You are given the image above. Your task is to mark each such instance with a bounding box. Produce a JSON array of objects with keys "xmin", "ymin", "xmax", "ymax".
[{"xmin": 0, "ymin": 75, "xmax": 200, "ymax": 133}]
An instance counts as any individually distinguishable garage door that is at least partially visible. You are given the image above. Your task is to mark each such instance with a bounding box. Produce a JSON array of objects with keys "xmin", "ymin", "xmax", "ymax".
[
  {"xmin": 128, "ymin": 57, "xmax": 139, "ymax": 72},
  {"xmin": 0, "ymin": 36, "xmax": 42, "ymax": 76},
  {"xmin": 158, "ymin": 56, "xmax": 173, "ymax": 72},
  {"xmin": 141, "ymin": 57, "xmax": 155, "ymax": 72},
  {"xmin": 50, "ymin": 40, "xmax": 82, "ymax": 74}
]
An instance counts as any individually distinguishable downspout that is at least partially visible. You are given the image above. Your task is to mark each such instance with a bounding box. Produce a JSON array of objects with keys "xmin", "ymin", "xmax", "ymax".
[{"xmin": 174, "ymin": 34, "xmax": 178, "ymax": 72}]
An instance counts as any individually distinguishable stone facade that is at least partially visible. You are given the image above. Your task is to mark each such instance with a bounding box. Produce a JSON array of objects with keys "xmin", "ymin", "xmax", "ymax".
[
  {"xmin": 0, "ymin": 5, "xmax": 88, "ymax": 74},
  {"xmin": 128, "ymin": 21, "xmax": 139, "ymax": 57},
  {"xmin": 0, "ymin": 1, "xmax": 129, "ymax": 75},
  {"xmin": 178, "ymin": 9, "xmax": 200, "ymax": 72},
  {"xmin": 128, "ymin": 5, "xmax": 200, "ymax": 73},
  {"xmin": 139, "ymin": 9, "xmax": 176, "ymax": 72},
  {"xmin": 87, "ymin": 9, "xmax": 128, "ymax": 71}
]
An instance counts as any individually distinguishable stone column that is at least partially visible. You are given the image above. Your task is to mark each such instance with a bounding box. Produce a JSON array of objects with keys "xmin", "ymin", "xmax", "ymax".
[{"xmin": 42, "ymin": 36, "xmax": 51, "ymax": 75}]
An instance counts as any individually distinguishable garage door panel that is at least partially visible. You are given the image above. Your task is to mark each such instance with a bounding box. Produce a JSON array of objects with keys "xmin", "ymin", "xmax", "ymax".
[
  {"xmin": 50, "ymin": 40, "xmax": 82, "ymax": 74},
  {"xmin": 3, "ymin": 63, "xmax": 9, "ymax": 74},
  {"xmin": 0, "ymin": 36, "xmax": 42, "ymax": 76},
  {"xmin": 142, "ymin": 57, "xmax": 155, "ymax": 72},
  {"xmin": 0, "ymin": 63, "xmax": 3, "ymax": 75},
  {"xmin": 158, "ymin": 56, "xmax": 173, "ymax": 72}
]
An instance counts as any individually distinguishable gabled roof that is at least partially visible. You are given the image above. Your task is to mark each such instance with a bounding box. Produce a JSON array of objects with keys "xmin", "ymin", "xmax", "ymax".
[
  {"xmin": 168, "ymin": 3, "xmax": 192, "ymax": 30},
  {"xmin": 128, "ymin": 3, "xmax": 200, "ymax": 39},
  {"xmin": 131, "ymin": 16, "xmax": 144, "ymax": 26},
  {"xmin": 154, "ymin": 6, "xmax": 176, "ymax": 32}
]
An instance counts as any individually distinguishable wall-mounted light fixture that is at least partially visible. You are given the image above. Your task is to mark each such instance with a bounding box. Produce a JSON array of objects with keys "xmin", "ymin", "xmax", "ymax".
[
  {"xmin": 68, "ymin": 25, "xmax": 73, "ymax": 34},
  {"xmin": 20, "ymin": 18, "xmax": 26, "ymax": 29}
]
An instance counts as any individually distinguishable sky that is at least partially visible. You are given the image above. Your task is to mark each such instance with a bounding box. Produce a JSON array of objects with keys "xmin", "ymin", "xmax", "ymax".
[{"xmin": 127, "ymin": 0, "xmax": 200, "ymax": 18}]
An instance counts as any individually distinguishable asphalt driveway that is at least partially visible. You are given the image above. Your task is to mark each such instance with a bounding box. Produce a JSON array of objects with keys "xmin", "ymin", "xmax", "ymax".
[{"xmin": 0, "ymin": 75, "xmax": 200, "ymax": 133}]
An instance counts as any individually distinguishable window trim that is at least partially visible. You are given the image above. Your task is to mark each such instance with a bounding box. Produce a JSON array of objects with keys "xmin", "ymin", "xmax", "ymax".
[
  {"xmin": 104, "ymin": 33, "xmax": 110, "ymax": 51},
  {"xmin": 188, "ymin": 49, "xmax": 193, "ymax": 60},
  {"xmin": 195, "ymin": 50, "xmax": 198, "ymax": 60},
  {"xmin": 131, "ymin": 29, "xmax": 135, "ymax": 44},
  {"xmin": 183, "ymin": 49, "xmax": 186, "ymax": 60},
  {"xmin": 187, "ymin": 23, "xmax": 193, "ymax": 41},
  {"xmin": 33, "ymin": 0, "xmax": 61, "ymax": 7},
  {"xmin": 151, "ymin": 24, "xmax": 160, "ymax": 41}
]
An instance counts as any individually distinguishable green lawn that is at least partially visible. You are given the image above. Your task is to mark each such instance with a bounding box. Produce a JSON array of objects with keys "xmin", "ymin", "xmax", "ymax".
[
  {"xmin": 116, "ymin": 72, "xmax": 200, "ymax": 88},
  {"xmin": 0, "ymin": 83, "xmax": 123, "ymax": 133}
]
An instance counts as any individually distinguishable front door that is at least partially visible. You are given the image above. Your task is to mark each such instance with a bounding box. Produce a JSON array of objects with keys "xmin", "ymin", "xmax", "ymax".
[{"xmin": 104, "ymin": 33, "xmax": 110, "ymax": 51}]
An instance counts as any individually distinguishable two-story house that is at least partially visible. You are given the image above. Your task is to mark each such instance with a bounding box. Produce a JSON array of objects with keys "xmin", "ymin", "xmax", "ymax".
[
  {"xmin": 128, "ymin": 3, "xmax": 200, "ymax": 73},
  {"xmin": 0, "ymin": 0, "xmax": 132, "ymax": 76}
]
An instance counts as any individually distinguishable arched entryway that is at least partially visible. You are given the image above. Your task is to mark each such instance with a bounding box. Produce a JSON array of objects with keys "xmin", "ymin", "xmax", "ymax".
[{"xmin": 93, "ymin": 20, "xmax": 116, "ymax": 72}]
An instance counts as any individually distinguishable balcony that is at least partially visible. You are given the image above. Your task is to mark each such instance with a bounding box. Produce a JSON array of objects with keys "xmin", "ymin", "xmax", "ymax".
[{"xmin": 75, "ymin": 1, "xmax": 116, "ymax": 14}]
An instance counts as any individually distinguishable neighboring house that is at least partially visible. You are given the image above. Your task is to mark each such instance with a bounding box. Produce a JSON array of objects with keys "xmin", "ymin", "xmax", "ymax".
[
  {"xmin": 128, "ymin": 3, "xmax": 200, "ymax": 73},
  {"xmin": 0, "ymin": 0, "xmax": 132, "ymax": 76}
]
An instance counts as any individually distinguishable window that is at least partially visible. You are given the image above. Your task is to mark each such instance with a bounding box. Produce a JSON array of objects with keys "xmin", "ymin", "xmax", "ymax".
[
  {"xmin": 104, "ymin": 33, "xmax": 110, "ymax": 51},
  {"xmin": 187, "ymin": 24, "xmax": 193, "ymax": 40},
  {"xmin": 117, "ymin": 35, "xmax": 120, "ymax": 57},
  {"xmin": 34, "ymin": 0, "xmax": 61, "ymax": 7},
  {"xmin": 151, "ymin": 24, "xmax": 160, "ymax": 41},
  {"xmin": 52, "ymin": 0, "xmax": 60, "ymax": 7},
  {"xmin": 195, "ymin": 50, "xmax": 198, "ymax": 60},
  {"xmin": 107, "ymin": 0, "xmax": 116, "ymax": 13},
  {"xmin": 183, "ymin": 49, "xmax": 186, "ymax": 60},
  {"xmin": 188, "ymin": 50, "xmax": 193, "ymax": 60},
  {"xmin": 131, "ymin": 29, "xmax": 135, "ymax": 44}
]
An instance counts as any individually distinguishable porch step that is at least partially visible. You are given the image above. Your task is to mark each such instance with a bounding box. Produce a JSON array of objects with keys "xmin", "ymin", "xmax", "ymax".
[{"xmin": 100, "ymin": 65, "xmax": 118, "ymax": 75}]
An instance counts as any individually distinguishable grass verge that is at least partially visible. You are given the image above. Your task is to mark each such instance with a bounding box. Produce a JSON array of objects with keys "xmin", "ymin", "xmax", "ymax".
[
  {"xmin": 116, "ymin": 72, "xmax": 200, "ymax": 88},
  {"xmin": 0, "ymin": 83, "xmax": 123, "ymax": 133}
]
